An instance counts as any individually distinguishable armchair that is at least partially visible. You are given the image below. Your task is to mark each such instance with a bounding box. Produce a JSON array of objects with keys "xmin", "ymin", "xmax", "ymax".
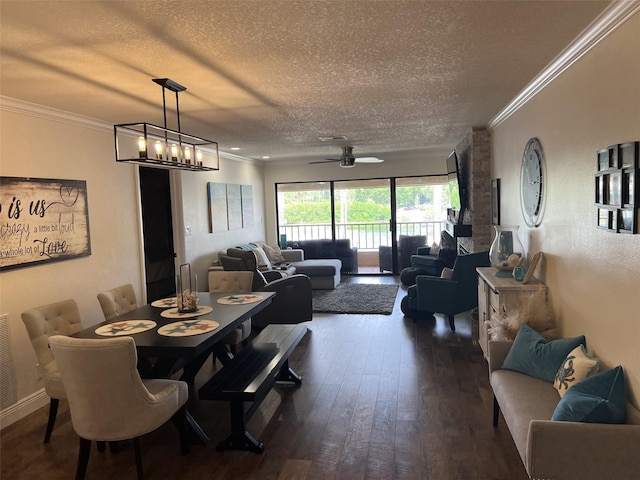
[
  {"xmin": 379, "ymin": 235, "xmax": 426, "ymax": 273},
  {"xmin": 408, "ymin": 230, "xmax": 458, "ymax": 276},
  {"xmin": 252, "ymin": 274, "xmax": 313, "ymax": 329},
  {"xmin": 401, "ymin": 251, "xmax": 490, "ymax": 331}
]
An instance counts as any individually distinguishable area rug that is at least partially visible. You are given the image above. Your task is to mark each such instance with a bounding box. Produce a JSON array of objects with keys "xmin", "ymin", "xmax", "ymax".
[{"xmin": 312, "ymin": 283, "xmax": 400, "ymax": 315}]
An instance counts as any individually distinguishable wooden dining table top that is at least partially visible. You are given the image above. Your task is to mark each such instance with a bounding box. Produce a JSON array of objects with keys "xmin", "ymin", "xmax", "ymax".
[{"xmin": 73, "ymin": 291, "xmax": 275, "ymax": 360}]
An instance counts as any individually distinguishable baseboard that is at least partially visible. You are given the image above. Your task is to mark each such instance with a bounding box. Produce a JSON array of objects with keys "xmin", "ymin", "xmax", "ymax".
[{"xmin": 0, "ymin": 389, "xmax": 48, "ymax": 430}]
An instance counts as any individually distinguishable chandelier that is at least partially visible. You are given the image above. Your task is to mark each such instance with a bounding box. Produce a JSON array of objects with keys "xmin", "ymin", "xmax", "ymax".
[{"xmin": 114, "ymin": 78, "xmax": 219, "ymax": 171}]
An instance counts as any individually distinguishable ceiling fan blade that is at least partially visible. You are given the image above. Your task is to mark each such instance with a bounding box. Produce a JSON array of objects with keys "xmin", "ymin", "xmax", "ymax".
[
  {"xmin": 309, "ymin": 159, "xmax": 340, "ymax": 164},
  {"xmin": 355, "ymin": 156, "xmax": 384, "ymax": 163}
]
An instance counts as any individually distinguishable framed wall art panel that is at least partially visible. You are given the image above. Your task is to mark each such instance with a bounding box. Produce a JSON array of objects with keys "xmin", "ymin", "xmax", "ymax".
[{"xmin": 0, "ymin": 176, "xmax": 91, "ymax": 271}]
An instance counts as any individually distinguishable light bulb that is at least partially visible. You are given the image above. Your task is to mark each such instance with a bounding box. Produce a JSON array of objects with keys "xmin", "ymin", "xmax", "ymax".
[
  {"xmin": 154, "ymin": 141, "xmax": 163, "ymax": 160},
  {"xmin": 184, "ymin": 146, "xmax": 192, "ymax": 164},
  {"xmin": 138, "ymin": 137, "xmax": 147, "ymax": 158},
  {"xmin": 196, "ymin": 149, "xmax": 203, "ymax": 167},
  {"xmin": 171, "ymin": 144, "xmax": 179, "ymax": 162}
]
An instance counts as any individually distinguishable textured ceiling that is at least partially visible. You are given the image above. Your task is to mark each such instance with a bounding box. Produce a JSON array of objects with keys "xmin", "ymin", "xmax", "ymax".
[{"xmin": 0, "ymin": 0, "xmax": 610, "ymax": 165}]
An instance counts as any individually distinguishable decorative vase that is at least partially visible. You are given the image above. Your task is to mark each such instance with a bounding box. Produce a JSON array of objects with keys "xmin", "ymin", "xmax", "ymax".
[
  {"xmin": 176, "ymin": 263, "xmax": 198, "ymax": 313},
  {"xmin": 489, "ymin": 225, "xmax": 526, "ymax": 277}
]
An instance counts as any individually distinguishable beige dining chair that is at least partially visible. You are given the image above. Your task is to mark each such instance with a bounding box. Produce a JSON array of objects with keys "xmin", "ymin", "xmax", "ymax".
[
  {"xmin": 208, "ymin": 270, "xmax": 253, "ymax": 355},
  {"xmin": 21, "ymin": 298, "xmax": 83, "ymax": 443},
  {"xmin": 48, "ymin": 335, "xmax": 189, "ymax": 480},
  {"xmin": 97, "ymin": 283, "xmax": 139, "ymax": 321}
]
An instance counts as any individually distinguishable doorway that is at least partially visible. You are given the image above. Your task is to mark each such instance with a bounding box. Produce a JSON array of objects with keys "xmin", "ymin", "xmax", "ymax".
[{"xmin": 138, "ymin": 167, "xmax": 176, "ymax": 302}]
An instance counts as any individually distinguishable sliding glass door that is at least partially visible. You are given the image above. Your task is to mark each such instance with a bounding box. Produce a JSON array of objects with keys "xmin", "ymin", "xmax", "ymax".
[
  {"xmin": 277, "ymin": 180, "xmax": 333, "ymax": 243},
  {"xmin": 393, "ymin": 177, "xmax": 449, "ymax": 272},
  {"xmin": 334, "ymin": 179, "xmax": 391, "ymax": 273},
  {"xmin": 276, "ymin": 176, "xmax": 448, "ymax": 274}
]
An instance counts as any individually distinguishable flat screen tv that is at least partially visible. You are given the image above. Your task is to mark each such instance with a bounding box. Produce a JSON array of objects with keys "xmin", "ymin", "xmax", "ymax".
[{"xmin": 446, "ymin": 150, "xmax": 466, "ymax": 224}]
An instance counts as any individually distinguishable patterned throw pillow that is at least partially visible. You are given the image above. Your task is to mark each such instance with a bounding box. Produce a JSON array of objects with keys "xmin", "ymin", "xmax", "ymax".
[{"xmin": 553, "ymin": 345, "xmax": 600, "ymax": 397}]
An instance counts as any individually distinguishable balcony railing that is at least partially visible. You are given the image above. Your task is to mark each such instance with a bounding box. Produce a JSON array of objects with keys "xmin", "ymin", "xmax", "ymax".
[{"xmin": 280, "ymin": 221, "xmax": 445, "ymax": 250}]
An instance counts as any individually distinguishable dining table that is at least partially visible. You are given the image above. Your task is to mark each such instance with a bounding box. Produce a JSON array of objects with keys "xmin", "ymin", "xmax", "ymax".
[{"xmin": 72, "ymin": 290, "xmax": 276, "ymax": 443}]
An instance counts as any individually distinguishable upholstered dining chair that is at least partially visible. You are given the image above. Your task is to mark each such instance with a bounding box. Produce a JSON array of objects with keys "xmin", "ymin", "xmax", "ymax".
[
  {"xmin": 97, "ymin": 283, "xmax": 139, "ymax": 322},
  {"xmin": 97, "ymin": 283, "xmax": 160, "ymax": 375},
  {"xmin": 21, "ymin": 299, "xmax": 83, "ymax": 443},
  {"xmin": 208, "ymin": 270, "xmax": 254, "ymax": 354},
  {"xmin": 48, "ymin": 335, "xmax": 189, "ymax": 480}
]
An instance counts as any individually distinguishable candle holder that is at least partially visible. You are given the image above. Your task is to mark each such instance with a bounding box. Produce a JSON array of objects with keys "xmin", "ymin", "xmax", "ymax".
[{"xmin": 176, "ymin": 263, "xmax": 198, "ymax": 313}]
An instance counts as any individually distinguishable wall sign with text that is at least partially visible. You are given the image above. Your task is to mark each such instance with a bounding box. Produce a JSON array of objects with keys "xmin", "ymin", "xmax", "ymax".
[{"xmin": 0, "ymin": 177, "xmax": 91, "ymax": 271}]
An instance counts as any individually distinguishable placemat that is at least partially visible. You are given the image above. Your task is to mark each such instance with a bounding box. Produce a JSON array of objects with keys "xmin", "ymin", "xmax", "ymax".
[
  {"xmin": 160, "ymin": 305, "xmax": 213, "ymax": 319},
  {"xmin": 151, "ymin": 297, "xmax": 178, "ymax": 308},
  {"xmin": 95, "ymin": 320, "xmax": 157, "ymax": 336},
  {"xmin": 217, "ymin": 294, "xmax": 263, "ymax": 305},
  {"xmin": 157, "ymin": 319, "xmax": 219, "ymax": 337}
]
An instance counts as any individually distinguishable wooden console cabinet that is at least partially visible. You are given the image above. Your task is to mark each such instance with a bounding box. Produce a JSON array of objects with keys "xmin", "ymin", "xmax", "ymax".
[{"xmin": 476, "ymin": 267, "xmax": 547, "ymax": 359}]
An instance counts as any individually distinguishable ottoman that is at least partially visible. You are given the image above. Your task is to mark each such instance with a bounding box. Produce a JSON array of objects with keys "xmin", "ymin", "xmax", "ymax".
[{"xmin": 292, "ymin": 258, "xmax": 342, "ymax": 290}]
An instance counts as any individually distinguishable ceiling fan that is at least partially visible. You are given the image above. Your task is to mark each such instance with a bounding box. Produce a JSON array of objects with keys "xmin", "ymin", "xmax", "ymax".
[{"xmin": 309, "ymin": 147, "xmax": 384, "ymax": 168}]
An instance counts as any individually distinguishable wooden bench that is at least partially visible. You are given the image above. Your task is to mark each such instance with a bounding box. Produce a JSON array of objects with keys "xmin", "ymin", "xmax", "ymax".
[{"xmin": 198, "ymin": 323, "xmax": 308, "ymax": 452}]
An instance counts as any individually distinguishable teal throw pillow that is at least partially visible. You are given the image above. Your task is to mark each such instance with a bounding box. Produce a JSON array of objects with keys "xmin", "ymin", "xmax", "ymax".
[
  {"xmin": 552, "ymin": 366, "xmax": 627, "ymax": 423},
  {"xmin": 502, "ymin": 324, "xmax": 585, "ymax": 382}
]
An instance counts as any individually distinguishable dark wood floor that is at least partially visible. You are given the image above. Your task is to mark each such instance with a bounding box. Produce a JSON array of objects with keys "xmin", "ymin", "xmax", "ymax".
[{"xmin": 1, "ymin": 276, "xmax": 528, "ymax": 480}]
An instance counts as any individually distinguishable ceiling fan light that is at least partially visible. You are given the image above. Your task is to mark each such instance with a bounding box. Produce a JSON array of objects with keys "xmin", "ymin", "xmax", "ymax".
[{"xmin": 340, "ymin": 158, "xmax": 356, "ymax": 168}]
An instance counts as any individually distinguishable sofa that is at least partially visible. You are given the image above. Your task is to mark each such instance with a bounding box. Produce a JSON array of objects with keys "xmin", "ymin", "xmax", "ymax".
[
  {"xmin": 489, "ymin": 340, "xmax": 640, "ymax": 480},
  {"xmin": 286, "ymin": 239, "xmax": 358, "ymax": 274},
  {"xmin": 217, "ymin": 242, "xmax": 341, "ymax": 290},
  {"xmin": 280, "ymin": 249, "xmax": 341, "ymax": 290}
]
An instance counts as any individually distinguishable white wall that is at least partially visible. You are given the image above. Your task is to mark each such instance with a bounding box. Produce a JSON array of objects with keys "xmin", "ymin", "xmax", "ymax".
[
  {"xmin": 490, "ymin": 12, "xmax": 640, "ymax": 406},
  {"xmin": 0, "ymin": 102, "xmax": 144, "ymax": 425},
  {"xmin": 0, "ymin": 100, "xmax": 267, "ymax": 427},
  {"xmin": 178, "ymin": 156, "xmax": 266, "ymax": 289}
]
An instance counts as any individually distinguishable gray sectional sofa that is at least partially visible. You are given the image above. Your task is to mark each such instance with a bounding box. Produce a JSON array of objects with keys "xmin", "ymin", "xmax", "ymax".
[
  {"xmin": 489, "ymin": 340, "xmax": 640, "ymax": 480},
  {"xmin": 215, "ymin": 243, "xmax": 341, "ymax": 290},
  {"xmin": 280, "ymin": 249, "xmax": 341, "ymax": 290},
  {"xmin": 286, "ymin": 239, "xmax": 358, "ymax": 274}
]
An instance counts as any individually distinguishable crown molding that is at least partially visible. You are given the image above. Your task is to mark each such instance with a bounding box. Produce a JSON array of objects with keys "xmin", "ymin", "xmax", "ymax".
[
  {"xmin": 489, "ymin": 1, "xmax": 640, "ymax": 128},
  {"xmin": 0, "ymin": 95, "xmax": 111, "ymax": 132},
  {"xmin": 0, "ymin": 95, "xmax": 258, "ymax": 165}
]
